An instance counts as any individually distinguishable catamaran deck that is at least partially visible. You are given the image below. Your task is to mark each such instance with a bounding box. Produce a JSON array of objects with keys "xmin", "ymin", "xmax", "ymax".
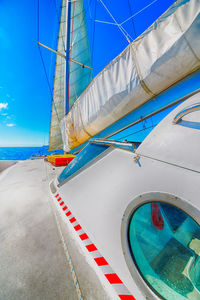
[
  {"xmin": 0, "ymin": 160, "xmax": 77, "ymax": 300},
  {"xmin": 0, "ymin": 159, "xmax": 112, "ymax": 300}
]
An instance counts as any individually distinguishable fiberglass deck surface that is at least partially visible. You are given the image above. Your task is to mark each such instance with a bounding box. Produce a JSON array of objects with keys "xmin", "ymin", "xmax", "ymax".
[{"xmin": 0, "ymin": 159, "xmax": 77, "ymax": 300}]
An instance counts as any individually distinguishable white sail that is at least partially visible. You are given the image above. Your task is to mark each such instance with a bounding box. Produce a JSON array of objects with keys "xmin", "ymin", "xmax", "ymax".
[
  {"xmin": 49, "ymin": 0, "xmax": 67, "ymax": 151},
  {"xmin": 49, "ymin": 0, "xmax": 93, "ymax": 151},
  {"xmin": 61, "ymin": 0, "xmax": 200, "ymax": 152},
  {"xmin": 66, "ymin": 0, "xmax": 93, "ymax": 112}
]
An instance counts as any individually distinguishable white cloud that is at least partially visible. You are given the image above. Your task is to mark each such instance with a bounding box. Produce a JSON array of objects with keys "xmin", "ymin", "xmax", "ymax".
[
  {"xmin": 0, "ymin": 103, "xmax": 8, "ymax": 110},
  {"xmin": 6, "ymin": 123, "xmax": 15, "ymax": 127}
]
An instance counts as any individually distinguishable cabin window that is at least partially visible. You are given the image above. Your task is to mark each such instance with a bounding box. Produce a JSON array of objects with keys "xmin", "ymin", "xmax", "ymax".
[
  {"xmin": 58, "ymin": 143, "xmax": 109, "ymax": 185},
  {"xmin": 129, "ymin": 202, "xmax": 200, "ymax": 299}
]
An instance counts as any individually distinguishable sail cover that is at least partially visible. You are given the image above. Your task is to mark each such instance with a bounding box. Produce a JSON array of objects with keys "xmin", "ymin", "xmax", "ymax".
[
  {"xmin": 61, "ymin": 0, "xmax": 200, "ymax": 152},
  {"xmin": 49, "ymin": 0, "xmax": 66, "ymax": 151},
  {"xmin": 49, "ymin": 0, "xmax": 93, "ymax": 151}
]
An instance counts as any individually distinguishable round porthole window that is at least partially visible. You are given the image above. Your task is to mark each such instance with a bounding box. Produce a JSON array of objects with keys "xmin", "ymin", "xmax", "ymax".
[{"xmin": 129, "ymin": 202, "xmax": 200, "ymax": 299}]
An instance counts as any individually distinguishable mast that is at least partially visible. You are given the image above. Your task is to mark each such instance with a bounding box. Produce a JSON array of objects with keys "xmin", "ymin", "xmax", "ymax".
[
  {"xmin": 65, "ymin": 0, "xmax": 71, "ymax": 115},
  {"xmin": 48, "ymin": 0, "xmax": 67, "ymax": 151},
  {"xmin": 47, "ymin": 0, "xmax": 93, "ymax": 151}
]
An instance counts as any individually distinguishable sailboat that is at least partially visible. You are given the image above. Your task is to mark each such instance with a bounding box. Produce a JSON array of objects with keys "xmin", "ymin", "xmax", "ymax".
[{"xmin": 41, "ymin": 0, "xmax": 200, "ymax": 299}]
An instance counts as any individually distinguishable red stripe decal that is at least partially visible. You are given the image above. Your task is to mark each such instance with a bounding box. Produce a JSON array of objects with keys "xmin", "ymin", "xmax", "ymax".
[
  {"xmin": 79, "ymin": 233, "xmax": 88, "ymax": 241},
  {"xmin": 119, "ymin": 296, "xmax": 136, "ymax": 300},
  {"xmin": 105, "ymin": 273, "xmax": 123, "ymax": 284},
  {"xmin": 86, "ymin": 244, "xmax": 97, "ymax": 252},
  {"xmin": 55, "ymin": 195, "xmax": 135, "ymax": 299},
  {"xmin": 74, "ymin": 224, "xmax": 82, "ymax": 231},
  {"xmin": 94, "ymin": 257, "xmax": 108, "ymax": 266},
  {"xmin": 70, "ymin": 217, "xmax": 76, "ymax": 223}
]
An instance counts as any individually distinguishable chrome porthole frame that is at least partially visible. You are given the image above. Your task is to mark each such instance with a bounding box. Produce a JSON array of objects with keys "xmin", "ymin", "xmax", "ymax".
[{"xmin": 121, "ymin": 192, "xmax": 200, "ymax": 300}]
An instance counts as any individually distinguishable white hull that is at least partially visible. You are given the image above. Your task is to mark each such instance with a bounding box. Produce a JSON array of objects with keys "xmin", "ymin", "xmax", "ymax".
[{"xmin": 51, "ymin": 93, "xmax": 200, "ymax": 299}]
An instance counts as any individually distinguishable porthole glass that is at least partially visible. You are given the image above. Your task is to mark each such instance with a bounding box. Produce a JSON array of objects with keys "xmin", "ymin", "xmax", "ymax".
[{"xmin": 129, "ymin": 202, "xmax": 200, "ymax": 299}]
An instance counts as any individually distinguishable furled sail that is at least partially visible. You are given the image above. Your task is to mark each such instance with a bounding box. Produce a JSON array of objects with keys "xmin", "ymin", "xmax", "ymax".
[
  {"xmin": 61, "ymin": 0, "xmax": 200, "ymax": 152},
  {"xmin": 49, "ymin": 0, "xmax": 66, "ymax": 151}
]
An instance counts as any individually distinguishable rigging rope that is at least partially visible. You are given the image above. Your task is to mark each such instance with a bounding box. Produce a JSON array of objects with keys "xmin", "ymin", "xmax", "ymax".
[
  {"xmin": 120, "ymin": 0, "xmax": 159, "ymax": 26},
  {"xmin": 98, "ymin": 0, "xmax": 133, "ymax": 43},
  {"xmin": 96, "ymin": 0, "xmax": 159, "ymax": 41},
  {"xmin": 91, "ymin": 0, "xmax": 97, "ymax": 63},
  {"xmin": 127, "ymin": 0, "xmax": 137, "ymax": 39},
  {"xmin": 37, "ymin": 0, "xmax": 61, "ymax": 124},
  {"xmin": 95, "ymin": 20, "xmax": 117, "ymax": 25},
  {"xmin": 118, "ymin": 123, "xmax": 157, "ymax": 141}
]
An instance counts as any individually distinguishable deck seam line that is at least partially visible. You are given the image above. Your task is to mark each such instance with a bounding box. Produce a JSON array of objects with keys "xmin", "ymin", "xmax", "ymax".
[{"xmin": 50, "ymin": 194, "xmax": 84, "ymax": 300}]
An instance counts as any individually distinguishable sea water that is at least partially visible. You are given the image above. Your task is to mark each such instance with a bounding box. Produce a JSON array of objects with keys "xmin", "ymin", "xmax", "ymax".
[{"xmin": 0, "ymin": 146, "xmax": 63, "ymax": 160}]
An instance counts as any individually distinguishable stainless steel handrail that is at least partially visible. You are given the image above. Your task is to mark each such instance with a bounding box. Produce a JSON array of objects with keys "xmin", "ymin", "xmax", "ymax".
[
  {"xmin": 173, "ymin": 104, "xmax": 200, "ymax": 124},
  {"xmin": 90, "ymin": 139, "xmax": 136, "ymax": 152}
]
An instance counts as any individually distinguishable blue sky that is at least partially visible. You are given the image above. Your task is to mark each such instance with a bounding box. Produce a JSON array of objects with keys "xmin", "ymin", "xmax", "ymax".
[{"xmin": 0, "ymin": 0, "xmax": 174, "ymax": 147}]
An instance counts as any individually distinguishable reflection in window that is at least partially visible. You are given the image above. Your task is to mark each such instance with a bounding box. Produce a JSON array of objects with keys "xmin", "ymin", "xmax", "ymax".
[{"xmin": 129, "ymin": 202, "xmax": 200, "ymax": 299}]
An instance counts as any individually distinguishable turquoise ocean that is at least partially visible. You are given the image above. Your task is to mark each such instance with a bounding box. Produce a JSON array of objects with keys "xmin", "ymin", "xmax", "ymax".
[{"xmin": 0, "ymin": 146, "xmax": 63, "ymax": 160}]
